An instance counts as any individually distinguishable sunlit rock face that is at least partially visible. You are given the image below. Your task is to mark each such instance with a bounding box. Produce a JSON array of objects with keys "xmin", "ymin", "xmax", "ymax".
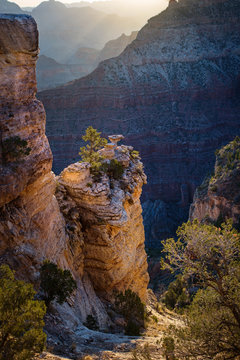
[
  {"xmin": 190, "ymin": 139, "xmax": 240, "ymax": 227},
  {"xmin": 58, "ymin": 144, "xmax": 149, "ymax": 302},
  {"xmin": 0, "ymin": 14, "xmax": 110, "ymax": 330},
  {"xmin": 39, "ymin": 0, "xmax": 240, "ymax": 246},
  {"xmin": 0, "ymin": 15, "xmax": 149, "ymax": 341}
]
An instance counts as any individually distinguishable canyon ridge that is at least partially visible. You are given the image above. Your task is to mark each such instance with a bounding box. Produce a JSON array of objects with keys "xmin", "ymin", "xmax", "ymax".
[{"xmin": 39, "ymin": 0, "xmax": 240, "ymax": 246}]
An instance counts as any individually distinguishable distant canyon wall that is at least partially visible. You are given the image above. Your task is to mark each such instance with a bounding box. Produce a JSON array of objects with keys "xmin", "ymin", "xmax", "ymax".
[{"xmin": 39, "ymin": 0, "xmax": 240, "ymax": 245}]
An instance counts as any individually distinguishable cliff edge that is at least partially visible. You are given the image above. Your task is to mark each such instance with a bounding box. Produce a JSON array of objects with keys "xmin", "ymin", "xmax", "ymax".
[
  {"xmin": 0, "ymin": 14, "xmax": 149, "ymax": 352},
  {"xmin": 190, "ymin": 136, "xmax": 240, "ymax": 228},
  {"xmin": 39, "ymin": 0, "xmax": 240, "ymax": 245}
]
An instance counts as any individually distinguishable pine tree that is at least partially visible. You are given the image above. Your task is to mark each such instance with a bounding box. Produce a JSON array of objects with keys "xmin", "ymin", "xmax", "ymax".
[
  {"xmin": 79, "ymin": 126, "xmax": 107, "ymax": 171},
  {"xmin": 40, "ymin": 260, "xmax": 77, "ymax": 307},
  {"xmin": 0, "ymin": 265, "xmax": 46, "ymax": 360}
]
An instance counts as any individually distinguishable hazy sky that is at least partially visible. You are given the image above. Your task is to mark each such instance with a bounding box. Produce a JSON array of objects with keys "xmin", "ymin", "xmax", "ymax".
[
  {"xmin": 15, "ymin": 0, "xmax": 107, "ymax": 7},
  {"xmin": 14, "ymin": 0, "xmax": 165, "ymax": 9}
]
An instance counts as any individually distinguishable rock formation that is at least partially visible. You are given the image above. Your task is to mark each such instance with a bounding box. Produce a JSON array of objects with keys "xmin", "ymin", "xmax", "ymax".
[
  {"xmin": 39, "ymin": 0, "xmax": 240, "ymax": 245},
  {"xmin": 57, "ymin": 140, "xmax": 149, "ymax": 301},
  {"xmin": 0, "ymin": 14, "xmax": 109, "ymax": 331},
  {"xmin": 0, "ymin": 0, "xmax": 25, "ymax": 14},
  {"xmin": 190, "ymin": 137, "xmax": 240, "ymax": 228},
  {"xmin": 0, "ymin": 13, "xmax": 149, "ymax": 346}
]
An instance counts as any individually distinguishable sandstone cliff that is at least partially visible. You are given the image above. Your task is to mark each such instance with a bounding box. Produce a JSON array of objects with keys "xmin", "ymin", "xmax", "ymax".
[
  {"xmin": 0, "ymin": 14, "xmax": 149, "ymax": 349},
  {"xmin": 190, "ymin": 137, "xmax": 240, "ymax": 228},
  {"xmin": 57, "ymin": 144, "xmax": 149, "ymax": 301},
  {"xmin": 39, "ymin": 0, "xmax": 240, "ymax": 246}
]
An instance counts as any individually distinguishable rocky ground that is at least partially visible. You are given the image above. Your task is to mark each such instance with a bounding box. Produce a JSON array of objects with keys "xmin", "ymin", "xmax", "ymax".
[{"xmin": 36, "ymin": 291, "xmax": 180, "ymax": 360}]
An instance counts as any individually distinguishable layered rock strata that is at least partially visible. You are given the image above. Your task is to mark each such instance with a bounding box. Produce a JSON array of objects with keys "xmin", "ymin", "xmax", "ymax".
[
  {"xmin": 190, "ymin": 137, "xmax": 240, "ymax": 227},
  {"xmin": 57, "ymin": 143, "xmax": 149, "ymax": 301},
  {"xmin": 0, "ymin": 13, "xmax": 149, "ymax": 340},
  {"xmin": 39, "ymin": 0, "xmax": 240, "ymax": 245},
  {"xmin": 0, "ymin": 14, "xmax": 109, "ymax": 330}
]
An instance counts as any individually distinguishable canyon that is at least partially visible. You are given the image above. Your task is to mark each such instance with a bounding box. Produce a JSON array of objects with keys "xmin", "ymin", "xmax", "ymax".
[
  {"xmin": 37, "ymin": 32, "xmax": 138, "ymax": 91},
  {"xmin": 39, "ymin": 0, "xmax": 240, "ymax": 246},
  {"xmin": 0, "ymin": 13, "xmax": 149, "ymax": 356}
]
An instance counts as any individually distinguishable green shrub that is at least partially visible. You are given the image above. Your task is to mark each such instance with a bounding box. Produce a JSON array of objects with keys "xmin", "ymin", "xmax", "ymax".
[
  {"xmin": 40, "ymin": 260, "xmax": 77, "ymax": 307},
  {"xmin": 0, "ymin": 264, "xmax": 46, "ymax": 360},
  {"xmin": 2, "ymin": 136, "xmax": 31, "ymax": 162},
  {"xmin": 115, "ymin": 289, "xmax": 145, "ymax": 336},
  {"xmin": 130, "ymin": 150, "xmax": 140, "ymax": 160},
  {"xmin": 102, "ymin": 159, "xmax": 124, "ymax": 180},
  {"xmin": 163, "ymin": 276, "xmax": 190, "ymax": 311},
  {"xmin": 125, "ymin": 319, "xmax": 141, "ymax": 336},
  {"xmin": 212, "ymin": 136, "xmax": 240, "ymax": 182},
  {"xmin": 151, "ymin": 315, "xmax": 158, "ymax": 323},
  {"xmin": 162, "ymin": 336, "xmax": 175, "ymax": 360},
  {"xmin": 161, "ymin": 220, "xmax": 240, "ymax": 359},
  {"xmin": 79, "ymin": 126, "xmax": 107, "ymax": 171},
  {"xmin": 115, "ymin": 289, "xmax": 145, "ymax": 322},
  {"xmin": 83, "ymin": 315, "xmax": 99, "ymax": 331}
]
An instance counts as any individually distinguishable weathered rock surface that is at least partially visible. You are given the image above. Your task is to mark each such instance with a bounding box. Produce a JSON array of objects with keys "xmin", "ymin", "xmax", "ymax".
[
  {"xmin": 0, "ymin": 14, "xmax": 110, "ymax": 332},
  {"xmin": 58, "ymin": 144, "xmax": 149, "ymax": 301},
  {"xmin": 190, "ymin": 137, "xmax": 240, "ymax": 227},
  {"xmin": 39, "ymin": 0, "xmax": 240, "ymax": 245},
  {"xmin": 0, "ymin": 14, "xmax": 148, "ymax": 345}
]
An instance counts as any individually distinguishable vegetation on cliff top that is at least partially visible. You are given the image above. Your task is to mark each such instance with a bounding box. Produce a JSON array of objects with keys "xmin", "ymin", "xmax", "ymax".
[
  {"xmin": 0, "ymin": 264, "xmax": 46, "ymax": 360},
  {"xmin": 79, "ymin": 126, "xmax": 107, "ymax": 172},
  {"xmin": 79, "ymin": 126, "xmax": 125, "ymax": 181},
  {"xmin": 210, "ymin": 136, "xmax": 240, "ymax": 185},
  {"xmin": 195, "ymin": 136, "xmax": 240, "ymax": 198},
  {"xmin": 161, "ymin": 220, "xmax": 240, "ymax": 359}
]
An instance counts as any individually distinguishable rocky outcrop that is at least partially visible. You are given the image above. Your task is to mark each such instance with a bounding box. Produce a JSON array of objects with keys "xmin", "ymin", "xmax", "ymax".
[
  {"xmin": 0, "ymin": 14, "xmax": 109, "ymax": 331},
  {"xmin": 190, "ymin": 137, "xmax": 240, "ymax": 228},
  {"xmin": 39, "ymin": 0, "xmax": 240, "ymax": 245},
  {"xmin": 57, "ymin": 142, "xmax": 149, "ymax": 301},
  {"xmin": 0, "ymin": 14, "xmax": 149, "ymax": 345}
]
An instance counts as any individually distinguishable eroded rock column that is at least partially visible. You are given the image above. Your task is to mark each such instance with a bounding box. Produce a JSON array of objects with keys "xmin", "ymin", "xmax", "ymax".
[{"xmin": 58, "ymin": 144, "xmax": 149, "ymax": 301}]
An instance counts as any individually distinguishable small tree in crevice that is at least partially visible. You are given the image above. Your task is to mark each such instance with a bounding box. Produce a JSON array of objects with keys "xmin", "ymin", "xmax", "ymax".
[{"xmin": 40, "ymin": 260, "xmax": 77, "ymax": 307}]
